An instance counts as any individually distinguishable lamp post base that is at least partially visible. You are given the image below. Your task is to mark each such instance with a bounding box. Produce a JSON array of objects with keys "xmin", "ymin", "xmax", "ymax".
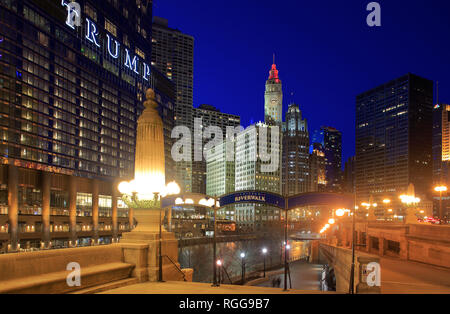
[{"xmin": 120, "ymin": 209, "xmax": 192, "ymax": 282}]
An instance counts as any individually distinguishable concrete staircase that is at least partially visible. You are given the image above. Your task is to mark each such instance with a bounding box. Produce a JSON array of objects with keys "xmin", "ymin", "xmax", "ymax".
[
  {"xmin": 69, "ymin": 278, "xmax": 139, "ymax": 294},
  {"xmin": 0, "ymin": 245, "xmax": 136, "ymax": 294}
]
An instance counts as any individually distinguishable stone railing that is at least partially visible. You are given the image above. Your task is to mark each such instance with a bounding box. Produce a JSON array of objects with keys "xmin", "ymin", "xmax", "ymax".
[{"xmin": 320, "ymin": 243, "xmax": 380, "ymax": 294}]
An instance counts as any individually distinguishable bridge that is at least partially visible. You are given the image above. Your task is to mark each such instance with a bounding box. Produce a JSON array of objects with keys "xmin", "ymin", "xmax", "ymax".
[
  {"xmin": 1, "ymin": 189, "xmax": 449, "ymax": 294},
  {"xmin": 290, "ymin": 232, "xmax": 323, "ymax": 241},
  {"xmin": 318, "ymin": 222, "xmax": 450, "ymax": 294}
]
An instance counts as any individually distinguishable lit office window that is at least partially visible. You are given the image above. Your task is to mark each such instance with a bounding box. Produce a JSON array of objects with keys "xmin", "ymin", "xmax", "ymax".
[{"xmin": 105, "ymin": 18, "xmax": 117, "ymax": 37}]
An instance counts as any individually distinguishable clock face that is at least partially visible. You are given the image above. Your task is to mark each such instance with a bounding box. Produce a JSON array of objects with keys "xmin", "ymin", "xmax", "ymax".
[{"xmin": 271, "ymin": 98, "xmax": 278, "ymax": 104}]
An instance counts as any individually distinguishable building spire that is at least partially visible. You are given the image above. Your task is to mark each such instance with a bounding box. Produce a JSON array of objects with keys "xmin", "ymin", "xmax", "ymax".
[
  {"xmin": 268, "ymin": 54, "xmax": 280, "ymax": 82},
  {"xmin": 437, "ymin": 81, "xmax": 439, "ymax": 105}
]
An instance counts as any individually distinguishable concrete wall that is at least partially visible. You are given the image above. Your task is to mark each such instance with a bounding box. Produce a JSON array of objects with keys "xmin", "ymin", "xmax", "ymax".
[
  {"xmin": 0, "ymin": 244, "xmax": 133, "ymax": 293},
  {"xmin": 320, "ymin": 243, "xmax": 380, "ymax": 294},
  {"xmin": 338, "ymin": 221, "xmax": 450, "ymax": 269},
  {"xmin": 407, "ymin": 225, "xmax": 450, "ymax": 268}
]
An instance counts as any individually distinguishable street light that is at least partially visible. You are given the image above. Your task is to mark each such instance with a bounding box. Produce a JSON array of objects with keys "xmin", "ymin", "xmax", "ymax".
[
  {"xmin": 216, "ymin": 259, "xmax": 223, "ymax": 285},
  {"xmin": 240, "ymin": 252, "xmax": 246, "ymax": 285},
  {"xmin": 335, "ymin": 205, "xmax": 357, "ymax": 294},
  {"xmin": 262, "ymin": 248, "xmax": 268, "ymax": 278},
  {"xmin": 435, "ymin": 186, "xmax": 448, "ymax": 222}
]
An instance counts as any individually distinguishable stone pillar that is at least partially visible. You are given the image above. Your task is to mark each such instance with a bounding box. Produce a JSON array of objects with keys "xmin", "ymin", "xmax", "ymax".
[
  {"xmin": 129, "ymin": 208, "xmax": 134, "ymax": 230},
  {"xmin": 379, "ymin": 238, "xmax": 385, "ymax": 256},
  {"xmin": 342, "ymin": 228, "xmax": 349, "ymax": 248},
  {"xmin": 68, "ymin": 176, "xmax": 77, "ymax": 247},
  {"xmin": 168, "ymin": 207, "xmax": 172, "ymax": 232},
  {"xmin": 368, "ymin": 207, "xmax": 376, "ymax": 221},
  {"xmin": 42, "ymin": 171, "xmax": 51, "ymax": 248},
  {"xmin": 7, "ymin": 165, "xmax": 18, "ymax": 252},
  {"xmin": 112, "ymin": 180, "xmax": 118, "ymax": 240},
  {"xmin": 365, "ymin": 234, "xmax": 370, "ymax": 253},
  {"xmin": 92, "ymin": 179, "xmax": 99, "ymax": 244}
]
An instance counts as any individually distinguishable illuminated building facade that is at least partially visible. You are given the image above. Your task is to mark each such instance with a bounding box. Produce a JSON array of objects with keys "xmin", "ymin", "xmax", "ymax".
[
  {"xmin": 206, "ymin": 139, "xmax": 236, "ymax": 221},
  {"xmin": 282, "ymin": 104, "xmax": 310, "ymax": 196},
  {"xmin": 309, "ymin": 143, "xmax": 326, "ymax": 192},
  {"xmin": 192, "ymin": 104, "xmax": 240, "ymax": 194},
  {"xmin": 432, "ymin": 103, "xmax": 450, "ymax": 218},
  {"xmin": 0, "ymin": 0, "xmax": 175, "ymax": 252},
  {"xmin": 151, "ymin": 17, "xmax": 194, "ymax": 193},
  {"xmin": 264, "ymin": 62, "xmax": 283, "ymax": 124},
  {"xmin": 356, "ymin": 73, "xmax": 433, "ymax": 210},
  {"xmin": 234, "ymin": 123, "xmax": 282, "ymax": 232}
]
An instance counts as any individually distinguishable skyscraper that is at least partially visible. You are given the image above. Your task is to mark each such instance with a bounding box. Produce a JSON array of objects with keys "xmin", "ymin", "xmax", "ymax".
[
  {"xmin": 311, "ymin": 127, "xmax": 343, "ymax": 192},
  {"xmin": 282, "ymin": 104, "xmax": 309, "ymax": 196},
  {"xmin": 235, "ymin": 123, "xmax": 282, "ymax": 232},
  {"xmin": 356, "ymin": 73, "xmax": 434, "ymax": 209},
  {"xmin": 206, "ymin": 139, "xmax": 236, "ymax": 221},
  {"xmin": 432, "ymin": 103, "xmax": 450, "ymax": 218},
  {"xmin": 343, "ymin": 156, "xmax": 356, "ymax": 193},
  {"xmin": 151, "ymin": 16, "xmax": 194, "ymax": 192},
  {"xmin": 309, "ymin": 143, "xmax": 326, "ymax": 192},
  {"xmin": 192, "ymin": 104, "xmax": 240, "ymax": 194},
  {"xmin": 264, "ymin": 61, "xmax": 283, "ymax": 124},
  {"xmin": 0, "ymin": 0, "xmax": 175, "ymax": 252}
]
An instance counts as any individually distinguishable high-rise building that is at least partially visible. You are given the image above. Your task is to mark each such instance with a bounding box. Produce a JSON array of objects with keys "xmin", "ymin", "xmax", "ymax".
[
  {"xmin": 343, "ymin": 156, "xmax": 356, "ymax": 193},
  {"xmin": 282, "ymin": 104, "xmax": 309, "ymax": 196},
  {"xmin": 264, "ymin": 62, "xmax": 283, "ymax": 124},
  {"xmin": 192, "ymin": 104, "xmax": 240, "ymax": 194},
  {"xmin": 151, "ymin": 17, "xmax": 194, "ymax": 193},
  {"xmin": 322, "ymin": 127, "xmax": 343, "ymax": 192},
  {"xmin": 235, "ymin": 123, "xmax": 282, "ymax": 232},
  {"xmin": 309, "ymin": 143, "xmax": 326, "ymax": 192},
  {"xmin": 356, "ymin": 73, "xmax": 434, "ymax": 210},
  {"xmin": 432, "ymin": 103, "xmax": 450, "ymax": 218},
  {"xmin": 0, "ymin": 0, "xmax": 175, "ymax": 252},
  {"xmin": 310, "ymin": 127, "xmax": 343, "ymax": 192},
  {"xmin": 206, "ymin": 139, "xmax": 236, "ymax": 221}
]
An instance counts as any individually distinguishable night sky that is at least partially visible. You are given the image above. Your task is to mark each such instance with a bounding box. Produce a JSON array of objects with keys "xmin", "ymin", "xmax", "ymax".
[{"xmin": 154, "ymin": 0, "xmax": 450, "ymax": 163}]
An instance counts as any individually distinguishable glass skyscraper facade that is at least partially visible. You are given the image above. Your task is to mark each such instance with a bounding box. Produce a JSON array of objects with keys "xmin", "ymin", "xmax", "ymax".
[
  {"xmin": 0, "ymin": 0, "xmax": 175, "ymax": 252},
  {"xmin": 356, "ymin": 73, "xmax": 433, "ymax": 211}
]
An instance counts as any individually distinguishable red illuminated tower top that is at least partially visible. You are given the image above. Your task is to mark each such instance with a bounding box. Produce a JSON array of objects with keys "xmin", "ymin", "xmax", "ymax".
[
  {"xmin": 264, "ymin": 54, "xmax": 283, "ymax": 124},
  {"xmin": 268, "ymin": 54, "xmax": 280, "ymax": 83}
]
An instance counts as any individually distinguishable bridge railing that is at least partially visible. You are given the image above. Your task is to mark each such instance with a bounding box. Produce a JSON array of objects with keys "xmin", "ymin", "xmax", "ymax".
[{"xmin": 319, "ymin": 243, "xmax": 380, "ymax": 294}]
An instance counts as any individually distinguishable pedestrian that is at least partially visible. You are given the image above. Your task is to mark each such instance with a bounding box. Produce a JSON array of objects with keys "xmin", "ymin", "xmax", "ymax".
[{"xmin": 276, "ymin": 277, "xmax": 281, "ymax": 288}]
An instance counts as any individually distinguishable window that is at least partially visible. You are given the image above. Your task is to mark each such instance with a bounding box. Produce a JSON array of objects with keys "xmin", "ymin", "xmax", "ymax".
[
  {"xmin": 76, "ymin": 192, "xmax": 92, "ymax": 217},
  {"xmin": 135, "ymin": 47, "xmax": 145, "ymax": 59},
  {"xmin": 105, "ymin": 18, "xmax": 117, "ymax": 37},
  {"xmin": 84, "ymin": 3, "xmax": 97, "ymax": 21}
]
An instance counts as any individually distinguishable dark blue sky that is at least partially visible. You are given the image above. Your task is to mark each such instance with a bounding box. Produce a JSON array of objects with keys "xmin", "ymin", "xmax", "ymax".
[{"xmin": 154, "ymin": 0, "xmax": 450, "ymax": 163}]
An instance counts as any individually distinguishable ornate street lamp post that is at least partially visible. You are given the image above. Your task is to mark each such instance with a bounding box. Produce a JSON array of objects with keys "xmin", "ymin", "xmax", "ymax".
[
  {"xmin": 435, "ymin": 186, "xmax": 448, "ymax": 223},
  {"xmin": 262, "ymin": 247, "xmax": 268, "ymax": 278},
  {"xmin": 118, "ymin": 88, "xmax": 181, "ymax": 282}
]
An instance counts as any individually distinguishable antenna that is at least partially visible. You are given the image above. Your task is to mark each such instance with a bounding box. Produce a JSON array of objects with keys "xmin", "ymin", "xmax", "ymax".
[
  {"xmin": 273, "ymin": 53, "xmax": 275, "ymax": 65},
  {"xmin": 437, "ymin": 81, "xmax": 439, "ymax": 105}
]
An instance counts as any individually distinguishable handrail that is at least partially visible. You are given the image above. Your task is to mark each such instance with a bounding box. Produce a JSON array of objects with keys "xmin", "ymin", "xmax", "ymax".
[
  {"xmin": 222, "ymin": 266, "xmax": 233, "ymax": 284},
  {"xmin": 163, "ymin": 255, "xmax": 187, "ymax": 281}
]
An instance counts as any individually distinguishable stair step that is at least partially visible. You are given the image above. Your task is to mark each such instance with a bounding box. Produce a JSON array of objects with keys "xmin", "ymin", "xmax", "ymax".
[{"xmin": 69, "ymin": 278, "xmax": 139, "ymax": 294}]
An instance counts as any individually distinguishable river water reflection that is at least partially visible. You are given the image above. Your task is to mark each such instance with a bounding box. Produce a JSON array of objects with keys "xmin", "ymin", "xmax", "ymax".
[{"xmin": 179, "ymin": 238, "xmax": 309, "ymax": 283}]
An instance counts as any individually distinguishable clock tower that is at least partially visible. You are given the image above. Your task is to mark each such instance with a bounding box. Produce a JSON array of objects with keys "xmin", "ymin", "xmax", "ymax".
[{"xmin": 264, "ymin": 60, "xmax": 283, "ymax": 124}]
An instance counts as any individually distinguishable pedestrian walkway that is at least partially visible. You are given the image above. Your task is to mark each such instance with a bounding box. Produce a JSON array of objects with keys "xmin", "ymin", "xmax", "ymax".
[
  {"xmin": 255, "ymin": 261, "xmax": 324, "ymax": 291},
  {"xmin": 379, "ymin": 256, "xmax": 450, "ymax": 294},
  {"xmin": 100, "ymin": 281, "xmax": 332, "ymax": 294}
]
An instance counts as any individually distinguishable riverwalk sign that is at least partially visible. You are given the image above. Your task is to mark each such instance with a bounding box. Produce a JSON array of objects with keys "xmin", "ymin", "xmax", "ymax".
[
  {"xmin": 220, "ymin": 191, "xmax": 286, "ymax": 209},
  {"xmin": 161, "ymin": 191, "xmax": 354, "ymax": 211}
]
